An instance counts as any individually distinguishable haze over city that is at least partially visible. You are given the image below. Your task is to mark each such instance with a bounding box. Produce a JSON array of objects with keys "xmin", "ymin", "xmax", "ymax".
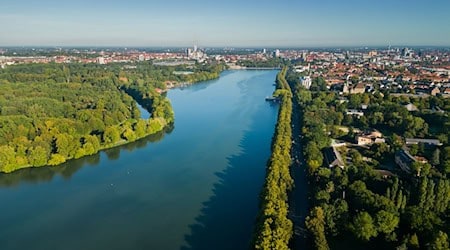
[{"xmin": 1, "ymin": 0, "xmax": 450, "ymax": 47}]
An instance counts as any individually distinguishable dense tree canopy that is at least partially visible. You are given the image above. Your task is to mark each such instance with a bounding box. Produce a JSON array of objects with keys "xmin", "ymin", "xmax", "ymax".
[
  {"xmin": 254, "ymin": 67, "xmax": 294, "ymax": 250},
  {"xmin": 0, "ymin": 62, "xmax": 222, "ymax": 172},
  {"xmin": 286, "ymin": 67, "xmax": 450, "ymax": 249}
]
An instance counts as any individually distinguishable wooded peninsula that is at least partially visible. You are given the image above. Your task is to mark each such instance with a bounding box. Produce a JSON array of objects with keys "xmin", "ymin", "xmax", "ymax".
[{"xmin": 0, "ymin": 62, "xmax": 223, "ymax": 173}]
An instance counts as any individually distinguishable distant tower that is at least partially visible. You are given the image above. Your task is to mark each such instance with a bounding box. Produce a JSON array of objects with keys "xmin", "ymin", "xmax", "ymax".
[
  {"xmin": 402, "ymin": 47, "xmax": 409, "ymax": 57},
  {"xmin": 273, "ymin": 49, "xmax": 280, "ymax": 58},
  {"xmin": 262, "ymin": 48, "xmax": 266, "ymax": 54},
  {"xmin": 193, "ymin": 45, "xmax": 198, "ymax": 52}
]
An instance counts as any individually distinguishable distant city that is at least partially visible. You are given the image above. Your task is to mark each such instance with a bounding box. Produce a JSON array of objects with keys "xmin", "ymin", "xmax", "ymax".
[{"xmin": 1, "ymin": 46, "xmax": 449, "ymax": 97}]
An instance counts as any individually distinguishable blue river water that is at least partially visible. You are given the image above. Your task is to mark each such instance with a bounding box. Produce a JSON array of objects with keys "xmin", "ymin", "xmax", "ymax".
[{"xmin": 0, "ymin": 70, "xmax": 279, "ymax": 250}]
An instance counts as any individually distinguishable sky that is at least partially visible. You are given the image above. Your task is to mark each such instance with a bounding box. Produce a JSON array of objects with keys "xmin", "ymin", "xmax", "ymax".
[{"xmin": 0, "ymin": 0, "xmax": 449, "ymax": 47}]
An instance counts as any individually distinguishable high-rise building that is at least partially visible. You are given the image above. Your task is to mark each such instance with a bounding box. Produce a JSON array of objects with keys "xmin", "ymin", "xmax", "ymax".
[
  {"xmin": 193, "ymin": 45, "xmax": 198, "ymax": 52},
  {"xmin": 401, "ymin": 47, "xmax": 413, "ymax": 58},
  {"xmin": 262, "ymin": 48, "xmax": 266, "ymax": 54},
  {"xmin": 273, "ymin": 49, "xmax": 280, "ymax": 58}
]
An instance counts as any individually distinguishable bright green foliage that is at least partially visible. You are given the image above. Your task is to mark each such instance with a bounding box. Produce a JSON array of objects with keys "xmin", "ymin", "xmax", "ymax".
[
  {"xmin": 351, "ymin": 212, "xmax": 378, "ymax": 241},
  {"xmin": 103, "ymin": 126, "xmax": 121, "ymax": 145},
  {"xmin": 48, "ymin": 153, "xmax": 66, "ymax": 166},
  {"xmin": 430, "ymin": 231, "xmax": 449, "ymax": 250},
  {"xmin": 0, "ymin": 62, "xmax": 187, "ymax": 172},
  {"xmin": 375, "ymin": 210, "xmax": 399, "ymax": 234},
  {"xmin": 254, "ymin": 67, "xmax": 293, "ymax": 250},
  {"xmin": 306, "ymin": 207, "xmax": 330, "ymax": 250}
]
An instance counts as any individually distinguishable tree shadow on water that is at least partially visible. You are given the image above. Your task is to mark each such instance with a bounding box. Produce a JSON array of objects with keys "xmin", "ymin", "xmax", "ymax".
[{"xmin": 181, "ymin": 130, "xmax": 270, "ymax": 250}]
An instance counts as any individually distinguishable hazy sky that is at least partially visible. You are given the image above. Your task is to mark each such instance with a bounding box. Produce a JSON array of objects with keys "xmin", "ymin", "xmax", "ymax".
[{"xmin": 1, "ymin": 0, "xmax": 449, "ymax": 47}]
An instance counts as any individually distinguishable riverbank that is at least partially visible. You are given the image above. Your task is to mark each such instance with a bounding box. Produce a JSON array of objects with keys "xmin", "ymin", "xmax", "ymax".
[
  {"xmin": 0, "ymin": 62, "xmax": 226, "ymax": 174},
  {"xmin": 227, "ymin": 64, "xmax": 281, "ymax": 70},
  {"xmin": 0, "ymin": 69, "xmax": 280, "ymax": 250},
  {"xmin": 253, "ymin": 67, "xmax": 294, "ymax": 249},
  {"xmin": 1, "ymin": 116, "xmax": 168, "ymax": 173}
]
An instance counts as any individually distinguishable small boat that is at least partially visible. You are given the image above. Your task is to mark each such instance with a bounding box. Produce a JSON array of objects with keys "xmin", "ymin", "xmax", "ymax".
[{"xmin": 265, "ymin": 96, "xmax": 279, "ymax": 102}]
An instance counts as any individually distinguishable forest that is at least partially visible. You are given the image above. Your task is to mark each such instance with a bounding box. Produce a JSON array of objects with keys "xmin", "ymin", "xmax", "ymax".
[
  {"xmin": 253, "ymin": 67, "xmax": 294, "ymax": 250},
  {"xmin": 286, "ymin": 68, "xmax": 450, "ymax": 249},
  {"xmin": 0, "ymin": 61, "xmax": 223, "ymax": 173}
]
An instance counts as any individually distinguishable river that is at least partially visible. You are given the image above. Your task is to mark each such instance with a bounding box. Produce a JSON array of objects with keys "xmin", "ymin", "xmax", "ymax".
[{"xmin": 0, "ymin": 70, "xmax": 279, "ymax": 250}]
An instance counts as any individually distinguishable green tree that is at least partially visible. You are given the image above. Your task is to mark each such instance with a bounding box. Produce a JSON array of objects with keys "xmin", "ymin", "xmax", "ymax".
[
  {"xmin": 28, "ymin": 146, "xmax": 49, "ymax": 166},
  {"xmin": 408, "ymin": 233, "xmax": 420, "ymax": 249},
  {"xmin": 351, "ymin": 212, "xmax": 378, "ymax": 241},
  {"xmin": 431, "ymin": 148, "xmax": 440, "ymax": 166},
  {"xmin": 430, "ymin": 231, "xmax": 449, "ymax": 250},
  {"xmin": 306, "ymin": 207, "xmax": 330, "ymax": 250},
  {"xmin": 375, "ymin": 210, "xmax": 399, "ymax": 234},
  {"xmin": 103, "ymin": 126, "xmax": 120, "ymax": 144},
  {"xmin": 48, "ymin": 153, "xmax": 66, "ymax": 165}
]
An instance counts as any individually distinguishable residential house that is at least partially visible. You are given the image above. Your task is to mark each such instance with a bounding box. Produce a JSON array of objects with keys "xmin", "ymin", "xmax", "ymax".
[
  {"xmin": 355, "ymin": 130, "xmax": 385, "ymax": 146},
  {"xmin": 430, "ymin": 87, "xmax": 441, "ymax": 96},
  {"xmin": 323, "ymin": 147, "xmax": 345, "ymax": 169},
  {"xmin": 395, "ymin": 149, "xmax": 415, "ymax": 173},
  {"xmin": 395, "ymin": 149, "xmax": 428, "ymax": 174},
  {"xmin": 351, "ymin": 82, "xmax": 366, "ymax": 94}
]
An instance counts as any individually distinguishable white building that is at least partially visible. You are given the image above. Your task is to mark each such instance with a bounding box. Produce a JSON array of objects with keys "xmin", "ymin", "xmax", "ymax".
[
  {"xmin": 300, "ymin": 76, "xmax": 312, "ymax": 89},
  {"xmin": 97, "ymin": 57, "xmax": 106, "ymax": 65}
]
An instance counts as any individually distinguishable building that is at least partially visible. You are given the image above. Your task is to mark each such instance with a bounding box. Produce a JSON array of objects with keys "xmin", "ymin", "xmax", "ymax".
[
  {"xmin": 351, "ymin": 83, "xmax": 366, "ymax": 94},
  {"xmin": 138, "ymin": 54, "xmax": 145, "ymax": 61},
  {"xmin": 395, "ymin": 149, "xmax": 429, "ymax": 174},
  {"xmin": 395, "ymin": 149, "xmax": 415, "ymax": 173},
  {"xmin": 355, "ymin": 130, "xmax": 385, "ymax": 146},
  {"xmin": 346, "ymin": 109, "xmax": 364, "ymax": 118},
  {"xmin": 323, "ymin": 147, "xmax": 345, "ymax": 169},
  {"xmin": 300, "ymin": 76, "xmax": 312, "ymax": 89},
  {"xmin": 430, "ymin": 87, "xmax": 440, "ymax": 96},
  {"xmin": 273, "ymin": 49, "xmax": 280, "ymax": 58},
  {"xmin": 97, "ymin": 57, "xmax": 106, "ymax": 65},
  {"xmin": 405, "ymin": 138, "xmax": 443, "ymax": 146},
  {"xmin": 443, "ymin": 88, "xmax": 450, "ymax": 95}
]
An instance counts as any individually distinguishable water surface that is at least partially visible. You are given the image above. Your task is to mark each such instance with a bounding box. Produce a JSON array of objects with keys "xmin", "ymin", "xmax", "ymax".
[{"xmin": 0, "ymin": 70, "xmax": 279, "ymax": 250}]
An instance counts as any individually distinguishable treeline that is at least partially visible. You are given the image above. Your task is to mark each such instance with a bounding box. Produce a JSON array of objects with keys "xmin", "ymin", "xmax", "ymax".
[
  {"xmin": 289, "ymin": 72, "xmax": 450, "ymax": 249},
  {"xmin": 185, "ymin": 63, "xmax": 224, "ymax": 83},
  {"xmin": 238, "ymin": 58, "xmax": 286, "ymax": 68},
  {"xmin": 253, "ymin": 67, "xmax": 294, "ymax": 249},
  {"xmin": 0, "ymin": 63, "xmax": 180, "ymax": 173}
]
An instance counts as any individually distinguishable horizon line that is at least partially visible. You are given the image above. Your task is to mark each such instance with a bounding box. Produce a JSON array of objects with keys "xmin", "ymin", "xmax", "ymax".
[{"xmin": 1, "ymin": 44, "xmax": 450, "ymax": 49}]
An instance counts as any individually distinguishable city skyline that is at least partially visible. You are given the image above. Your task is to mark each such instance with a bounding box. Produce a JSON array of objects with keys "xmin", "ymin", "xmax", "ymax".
[{"xmin": 1, "ymin": 0, "xmax": 450, "ymax": 47}]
